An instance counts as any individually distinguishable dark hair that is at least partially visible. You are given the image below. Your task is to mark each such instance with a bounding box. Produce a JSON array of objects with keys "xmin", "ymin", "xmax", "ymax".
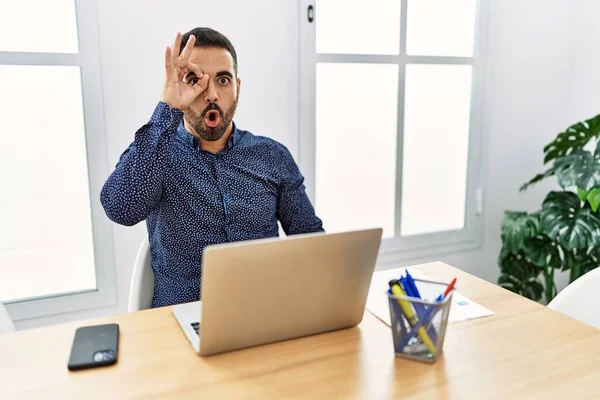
[{"xmin": 180, "ymin": 27, "xmax": 238, "ymax": 76}]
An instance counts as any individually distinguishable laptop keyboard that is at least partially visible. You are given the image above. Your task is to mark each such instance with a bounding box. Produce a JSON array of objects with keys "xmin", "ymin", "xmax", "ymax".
[{"xmin": 191, "ymin": 322, "xmax": 200, "ymax": 335}]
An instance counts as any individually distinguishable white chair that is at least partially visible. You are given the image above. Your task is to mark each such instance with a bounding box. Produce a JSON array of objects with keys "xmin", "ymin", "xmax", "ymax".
[
  {"xmin": 547, "ymin": 268, "xmax": 600, "ymax": 329},
  {"xmin": 0, "ymin": 301, "xmax": 16, "ymax": 333},
  {"xmin": 127, "ymin": 236, "xmax": 155, "ymax": 312}
]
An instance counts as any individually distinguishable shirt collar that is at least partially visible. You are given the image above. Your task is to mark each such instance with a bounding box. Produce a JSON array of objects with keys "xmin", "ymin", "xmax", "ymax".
[{"xmin": 177, "ymin": 121, "xmax": 240, "ymax": 151}]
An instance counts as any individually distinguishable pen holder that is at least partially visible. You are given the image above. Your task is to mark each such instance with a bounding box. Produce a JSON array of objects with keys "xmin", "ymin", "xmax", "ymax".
[{"xmin": 387, "ymin": 279, "xmax": 453, "ymax": 363}]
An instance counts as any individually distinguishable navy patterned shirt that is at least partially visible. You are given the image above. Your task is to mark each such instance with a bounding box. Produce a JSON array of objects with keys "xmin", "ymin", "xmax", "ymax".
[{"xmin": 100, "ymin": 102, "xmax": 324, "ymax": 308}]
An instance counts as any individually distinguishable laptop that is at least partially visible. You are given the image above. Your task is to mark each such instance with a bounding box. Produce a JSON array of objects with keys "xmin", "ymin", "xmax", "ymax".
[{"xmin": 172, "ymin": 228, "xmax": 382, "ymax": 356}]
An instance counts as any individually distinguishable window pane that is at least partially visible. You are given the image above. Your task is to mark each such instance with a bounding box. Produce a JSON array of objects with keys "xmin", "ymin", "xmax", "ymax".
[
  {"xmin": 316, "ymin": 0, "xmax": 401, "ymax": 55},
  {"xmin": 316, "ymin": 63, "xmax": 399, "ymax": 238},
  {"xmin": 406, "ymin": 0, "xmax": 476, "ymax": 57},
  {"xmin": 401, "ymin": 64, "xmax": 472, "ymax": 236},
  {"xmin": 0, "ymin": 0, "xmax": 79, "ymax": 53},
  {"xmin": 0, "ymin": 66, "xmax": 96, "ymax": 302}
]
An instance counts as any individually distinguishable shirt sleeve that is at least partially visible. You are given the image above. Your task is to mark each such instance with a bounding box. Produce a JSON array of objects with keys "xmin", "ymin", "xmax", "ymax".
[
  {"xmin": 276, "ymin": 144, "xmax": 325, "ymax": 235},
  {"xmin": 100, "ymin": 102, "xmax": 183, "ymax": 226}
]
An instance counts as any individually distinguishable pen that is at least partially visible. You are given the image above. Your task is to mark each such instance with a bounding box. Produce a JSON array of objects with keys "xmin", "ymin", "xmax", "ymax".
[
  {"xmin": 405, "ymin": 271, "xmax": 421, "ymax": 298},
  {"xmin": 389, "ymin": 279, "xmax": 437, "ymax": 354},
  {"xmin": 435, "ymin": 278, "xmax": 457, "ymax": 302},
  {"xmin": 403, "ymin": 272, "xmax": 437, "ymax": 342},
  {"xmin": 388, "ymin": 272, "xmax": 421, "ymax": 298},
  {"xmin": 396, "ymin": 304, "xmax": 440, "ymax": 350},
  {"xmin": 400, "ymin": 276, "xmax": 414, "ymax": 297}
]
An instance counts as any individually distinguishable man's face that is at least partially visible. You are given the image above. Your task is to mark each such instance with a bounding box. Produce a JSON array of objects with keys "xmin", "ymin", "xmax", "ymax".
[{"xmin": 183, "ymin": 46, "xmax": 240, "ymax": 141}]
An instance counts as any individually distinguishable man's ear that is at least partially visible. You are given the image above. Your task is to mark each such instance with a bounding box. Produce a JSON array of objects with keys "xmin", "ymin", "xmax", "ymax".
[{"xmin": 236, "ymin": 77, "xmax": 241, "ymax": 96}]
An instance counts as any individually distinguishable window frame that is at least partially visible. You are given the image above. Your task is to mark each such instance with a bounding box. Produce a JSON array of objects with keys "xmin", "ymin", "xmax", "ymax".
[
  {"xmin": 0, "ymin": 0, "xmax": 117, "ymax": 321},
  {"xmin": 299, "ymin": 0, "xmax": 489, "ymax": 264}
]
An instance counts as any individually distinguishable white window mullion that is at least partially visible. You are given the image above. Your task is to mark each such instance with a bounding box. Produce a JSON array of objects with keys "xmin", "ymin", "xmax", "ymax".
[
  {"xmin": 394, "ymin": 0, "xmax": 409, "ymax": 238},
  {"xmin": 316, "ymin": 54, "xmax": 400, "ymax": 64},
  {"xmin": 405, "ymin": 56, "xmax": 474, "ymax": 65},
  {"xmin": 299, "ymin": 0, "xmax": 317, "ymax": 203},
  {"xmin": 462, "ymin": 0, "xmax": 489, "ymax": 235},
  {"xmin": 316, "ymin": 54, "xmax": 474, "ymax": 66},
  {"xmin": 0, "ymin": 51, "xmax": 79, "ymax": 66},
  {"xmin": 75, "ymin": 0, "xmax": 117, "ymax": 313}
]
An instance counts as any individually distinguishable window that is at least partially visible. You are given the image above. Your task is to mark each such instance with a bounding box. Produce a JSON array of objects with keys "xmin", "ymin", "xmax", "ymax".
[
  {"xmin": 0, "ymin": 0, "xmax": 116, "ymax": 320},
  {"xmin": 300, "ymin": 0, "xmax": 487, "ymax": 262}
]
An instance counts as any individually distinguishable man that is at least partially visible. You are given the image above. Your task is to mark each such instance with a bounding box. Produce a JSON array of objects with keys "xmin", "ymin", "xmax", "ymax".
[{"xmin": 100, "ymin": 28, "xmax": 324, "ymax": 308}]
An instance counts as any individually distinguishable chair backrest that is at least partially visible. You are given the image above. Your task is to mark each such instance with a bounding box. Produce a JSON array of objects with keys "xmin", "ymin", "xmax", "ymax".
[
  {"xmin": 127, "ymin": 236, "xmax": 155, "ymax": 312},
  {"xmin": 547, "ymin": 268, "xmax": 600, "ymax": 329},
  {"xmin": 0, "ymin": 301, "xmax": 16, "ymax": 333}
]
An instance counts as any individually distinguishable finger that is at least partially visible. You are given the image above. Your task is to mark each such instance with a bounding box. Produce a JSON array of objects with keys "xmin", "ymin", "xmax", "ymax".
[
  {"xmin": 177, "ymin": 66, "xmax": 190, "ymax": 82},
  {"xmin": 165, "ymin": 46, "xmax": 172, "ymax": 69},
  {"xmin": 171, "ymin": 32, "xmax": 182, "ymax": 65},
  {"xmin": 188, "ymin": 73, "xmax": 209, "ymax": 94},
  {"xmin": 179, "ymin": 35, "xmax": 196, "ymax": 66},
  {"xmin": 187, "ymin": 63, "xmax": 207, "ymax": 89},
  {"xmin": 193, "ymin": 74, "xmax": 209, "ymax": 93},
  {"xmin": 186, "ymin": 62, "xmax": 204, "ymax": 80},
  {"xmin": 164, "ymin": 46, "xmax": 178, "ymax": 81}
]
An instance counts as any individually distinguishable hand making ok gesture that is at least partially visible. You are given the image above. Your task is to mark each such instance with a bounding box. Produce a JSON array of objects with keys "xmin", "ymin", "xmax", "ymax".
[{"xmin": 161, "ymin": 32, "xmax": 209, "ymax": 110}]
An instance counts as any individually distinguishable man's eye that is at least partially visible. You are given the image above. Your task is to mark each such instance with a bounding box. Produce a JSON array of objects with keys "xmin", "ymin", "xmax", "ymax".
[
  {"xmin": 219, "ymin": 77, "xmax": 230, "ymax": 85},
  {"xmin": 191, "ymin": 77, "xmax": 199, "ymax": 86}
]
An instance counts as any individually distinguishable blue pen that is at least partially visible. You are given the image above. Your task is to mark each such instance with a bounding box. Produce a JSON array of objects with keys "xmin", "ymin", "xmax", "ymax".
[
  {"xmin": 405, "ymin": 271, "xmax": 421, "ymax": 297},
  {"xmin": 399, "ymin": 276, "xmax": 412, "ymax": 296},
  {"xmin": 403, "ymin": 272, "xmax": 437, "ymax": 342},
  {"xmin": 404, "ymin": 272, "xmax": 426, "ymax": 317}
]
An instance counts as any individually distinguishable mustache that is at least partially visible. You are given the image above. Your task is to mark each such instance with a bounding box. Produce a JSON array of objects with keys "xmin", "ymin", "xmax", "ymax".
[{"xmin": 202, "ymin": 103, "xmax": 223, "ymax": 117}]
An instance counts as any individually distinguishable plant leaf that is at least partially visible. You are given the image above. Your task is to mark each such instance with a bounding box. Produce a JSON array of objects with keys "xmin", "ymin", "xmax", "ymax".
[
  {"xmin": 523, "ymin": 235, "xmax": 562, "ymax": 268},
  {"xmin": 562, "ymin": 247, "xmax": 577, "ymax": 272},
  {"xmin": 498, "ymin": 248, "xmax": 544, "ymax": 301},
  {"xmin": 580, "ymin": 247, "xmax": 600, "ymax": 276},
  {"xmin": 587, "ymin": 188, "xmax": 600, "ymax": 212},
  {"xmin": 577, "ymin": 187, "xmax": 590, "ymax": 202},
  {"xmin": 501, "ymin": 211, "xmax": 541, "ymax": 253},
  {"xmin": 540, "ymin": 191, "xmax": 600, "ymax": 250},
  {"xmin": 520, "ymin": 167, "xmax": 555, "ymax": 192},
  {"xmin": 543, "ymin": 114, "xmax": 600, "ymax": 164},
  {"xmin": 562, "ymin": 247, "xmax": 600, "ymax": 280},
  {"xmin": 554, "ymin": 148, "xmax": 600, "ymax": 191},
  {"xmin": 553, "ymin": 149, "xmax": 588, "ymax": 188}
]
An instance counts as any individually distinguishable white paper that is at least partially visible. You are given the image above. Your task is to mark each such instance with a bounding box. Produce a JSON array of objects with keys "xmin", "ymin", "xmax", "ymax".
[{"xmin": 365, "ymin": 267, "xmax": 495, "ymax": 326}]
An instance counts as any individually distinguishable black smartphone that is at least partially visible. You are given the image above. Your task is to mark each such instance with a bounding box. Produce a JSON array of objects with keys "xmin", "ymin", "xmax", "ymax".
[{"xmin": 67, "ymin": 323, "xmax": 119, "ymax": 371}]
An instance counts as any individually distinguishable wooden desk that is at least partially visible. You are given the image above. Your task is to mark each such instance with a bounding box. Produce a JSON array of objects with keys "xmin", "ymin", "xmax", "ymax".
[{"xmin": 2, "ymin": 262, "xmax": 600, "ymax": 399}]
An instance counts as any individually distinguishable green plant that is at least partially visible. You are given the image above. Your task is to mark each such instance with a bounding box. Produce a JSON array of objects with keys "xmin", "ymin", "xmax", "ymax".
[{"xmin": 499, "ymin": 114, "xmax": 600, "ymax": 304}]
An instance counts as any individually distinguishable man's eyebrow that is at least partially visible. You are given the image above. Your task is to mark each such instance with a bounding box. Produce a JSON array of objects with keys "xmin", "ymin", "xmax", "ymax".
[{"xmin": 216, "ymin": 71, "xmax": 234, "ymax": 79}]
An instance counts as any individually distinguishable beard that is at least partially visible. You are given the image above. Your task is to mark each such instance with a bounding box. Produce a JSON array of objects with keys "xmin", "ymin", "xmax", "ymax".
[{"xmin": 184, "ymin": 95, "xmax": 239, "ymax": 142}]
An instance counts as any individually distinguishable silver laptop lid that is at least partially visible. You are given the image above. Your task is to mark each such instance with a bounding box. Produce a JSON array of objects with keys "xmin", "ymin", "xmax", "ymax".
[{"xmin": 198, "ymin": 228, "xmax": 383, "ymax": 356}]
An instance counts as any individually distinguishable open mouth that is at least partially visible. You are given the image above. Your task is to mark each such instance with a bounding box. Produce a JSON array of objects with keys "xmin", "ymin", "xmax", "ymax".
[{"xmin": 204, "ymin": 110, "xmax": 221, "ymax": 128}]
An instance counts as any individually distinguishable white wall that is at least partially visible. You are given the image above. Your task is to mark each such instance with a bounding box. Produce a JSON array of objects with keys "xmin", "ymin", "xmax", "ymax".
[
  {"xmin": 15, "ymin": 0, "xmax": 598, "ymax": 329},
  {"xmin": 569, "ymin": 0, "xmax": 600, "ymax": 123},
  {"xmin": 436, "ymin": 0, "xmax": 580, "ymax": 285}
]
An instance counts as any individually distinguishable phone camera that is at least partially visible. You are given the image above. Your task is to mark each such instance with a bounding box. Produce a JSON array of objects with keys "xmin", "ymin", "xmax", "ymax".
[{"xmin": 93, "ymin": 350, "xmax": 115, "ymax": 362}]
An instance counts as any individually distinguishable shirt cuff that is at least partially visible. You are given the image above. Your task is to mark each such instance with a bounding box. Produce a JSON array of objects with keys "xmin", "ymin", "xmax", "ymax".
[{"xmin": 150, "ymin": 101, "xmax": 184, "ymax": 130}]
